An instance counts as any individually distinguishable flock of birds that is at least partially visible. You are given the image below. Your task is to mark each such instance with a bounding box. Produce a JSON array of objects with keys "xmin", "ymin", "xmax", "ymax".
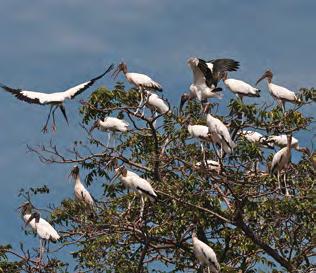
[{"xmin": 2, "ymin": 56, "xmax": 309, "ymax": 272}]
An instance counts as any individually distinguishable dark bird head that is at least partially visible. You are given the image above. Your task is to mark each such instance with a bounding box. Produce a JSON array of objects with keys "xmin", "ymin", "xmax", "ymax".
[
  {"xmin": 112, "ymin": 62, "xmax": 128, "ymax": 79},
  {"xmin": 180, "ymin": 93, "xmax": 190, "ymax": 112},
  {"xmin": 17, "ymin": 202, "xmax": 33, "ymax": 216},
  {"xmin": 70, "ymin": 165, "xmax": 80, "ymax": 180},
  {"xmin": 187, "ymin": 57, "xmax": 199, "ymax": 68},
  {"xmin": 89, "ymin": 120, "xmax": 101, "ymax": 133},
  {"xmin": 256, "ymin": 69, "xmax": 273, "ymax": 86},
  {"xmin": 25, "ymin": 211, "xmax": 41, "ymax": 227}
]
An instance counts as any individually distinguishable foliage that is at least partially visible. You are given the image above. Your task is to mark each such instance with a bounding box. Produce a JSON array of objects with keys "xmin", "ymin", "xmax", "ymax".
[{"xmin": 1, "ymin": 85, "xmax": 315, "ymax": 273}]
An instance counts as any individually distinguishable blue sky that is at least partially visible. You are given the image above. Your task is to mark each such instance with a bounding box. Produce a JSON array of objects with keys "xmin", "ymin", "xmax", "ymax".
[{"xmin": 0, "ymin": 0, "xmax": 315, "ymax": 270}]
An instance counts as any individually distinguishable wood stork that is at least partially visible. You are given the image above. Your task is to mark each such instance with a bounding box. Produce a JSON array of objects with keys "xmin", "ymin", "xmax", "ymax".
[
  {"xmin": 89, "ymin": 116, "xmax": 129, "ymax": 147},
  {"xmin": 112, "ymin": 62, "xmax": 162, "ymax": 114},
  {"xmin": 195, "ymin": 160, "xmax": 220, "ymax": 173},
  {"xmin": 192, "ymin": 230, "xmax": 220, "ymax": 273},
  {"xmin": 206, "ymin": 113, "xmax": 236, "ymax": 156},
  {"xmin": 270, "ymin": 135, "xmax": 292, "ymax": 195},
  {"xmin": 180, "ymin": 57, "xmax": 239, "ymax": 112},
  {"xmin": 239, "ymin": 130, "xmax": 273, "ymax": 148},
  {"xmin": 266, "ymin": 135, "xmax": 310, "ymax": 154},
  {"xmin": 145, "ymin": 90, "xmax": 170, "ymax": 114},
  {"xmin": 222, "ymin": 72, "xmax": 260, "ymax": 100},
  {"xmin": 114, "ymin": 164, "xmax": 157, "ymax": 219},
  {"xmin": 0, "ymin": 64, "xmax": 114, "ymax": 133},
  {"xmin": 187, "ymin": 124, "xmax": 212, "ymax": 164},
  {"xmin": 19, "ymin": 202, "xmax": 60, "ymax": 260},
  {"xmin": 255, "ymin": 69, "xmax": 300, "ymax": 112},
  {"xmin": 70, "ymin": 165, "xmax": 94, "ymax": 206}
]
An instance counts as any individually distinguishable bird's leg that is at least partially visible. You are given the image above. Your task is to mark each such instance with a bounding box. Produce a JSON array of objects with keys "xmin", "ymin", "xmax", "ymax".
[
  {"xmin": 135, "ymin": 87, "xmax": 144, "ymax": 115},
  {"xmin": 152, "ymin": 111, "xmax": 158, "ymax": 128},
  {"xmin": 277, "ymin": 171, "xmax": 281, "ymax": 192},
  {"xmin": 207, "ymin": 266, "xmax": 210, "ymax": 273},
  {"xmin": 284, "ymin": 173, "xmax": 290, "ymax": 196},
  {"xmin": 38, "ymin": 239, "xmax": 45, "ymax": 263},
  {"xmin": 200, "ymin": 143, "xmax": 207, "ymax": 166},
  {"xmin": 112, "ymin": 132, "xmax": 116, "ymax": 147},
  {"xmin": 139, "ymin": 196, "xmax": 145, "ymax": 220},
  {"xmin": 106, "ymin": 132, "xmax": 112, "ymax": 148},
  {"xmin": 41, "ymin": 105, "xmax": 54, "ymax": 133},
  {"xmin": 51, "ymin": 106, "xmax": 59, "ymax": 132}
]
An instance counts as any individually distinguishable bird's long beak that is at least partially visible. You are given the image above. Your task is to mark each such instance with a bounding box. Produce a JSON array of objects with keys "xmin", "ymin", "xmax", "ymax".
[
  {"xmin": 69, "ymin": 166, "xmax": 79, "ymax": 180},
  {"xmin": 111, "ymin": 66, "xmax": 122, "ymax": 80},
  {"xmin": 255, "ymin": 73, "xmax": 267, "ymax": 86},
  {"xmin": 89, "ymin": 121, "xmax": 98, "ymax": 133},
  {"xmin": 59, "ymin": 105, "xmax": 69, "ymax": 125},
  {"xmin": 25, "ymin": 212, "xmax": 39, "ymax": 227},
  {"xmin": 180, "ymin": 93, "xmax": 189, "ymax": 112},
  {"xmin": 109, "ymin": 167, "xmax": 122, "ymax": 184}
]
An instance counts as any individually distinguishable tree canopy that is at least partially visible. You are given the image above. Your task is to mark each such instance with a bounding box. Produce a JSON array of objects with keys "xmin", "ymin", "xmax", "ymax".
[{"xmin": 0, "ymin": 83, "xmax": 315, "ymax": 273}]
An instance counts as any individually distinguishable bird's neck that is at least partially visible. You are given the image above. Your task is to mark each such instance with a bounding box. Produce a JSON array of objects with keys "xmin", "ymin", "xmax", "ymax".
[{"xmin": 74, "ymin": 176, "xmax": 82, "ymax": 185}]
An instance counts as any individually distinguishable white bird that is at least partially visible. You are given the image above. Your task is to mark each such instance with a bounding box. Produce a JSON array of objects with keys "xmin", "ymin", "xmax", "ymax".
[
  {"xmin": 188, "ymin": 124, "xmax": 210, "ymax": 140},
  {"xmin": 89, "ymin": 116, "xmax": 129, "ymax": 147},
  {"xmin": 266, "ymin": 135, "xmax": 309, "ymax": 154},
  {"xmin": 0, "ymin": 64, "xmax": 114, "ymax": 133},
  {"xmin": 145, "ymin": 91, "xmax": 169, "ymax": 114},
  {"xmin": 70, "ymin": 166, "xmax": 94, "ymax": 206},
  {"xmin": 112, "ymin": 62, "xmax": 162, "ymax": 114},
  {"xmin": 195, "ymin": 160, "xmax": 220, "ymax": 173},
  {"xmin": 207, "ymin": 114, "xmax": 236, "ymax": 155},
  {"xmin": 192, "ymin": 230, "xmax": 220, "ymax": 273},
  {"xmin": 114, "ymin": 164, "xmax": 157, "ymax": 219},
  {"xmin": 256, "ymin": 69, "xmax": 300, "ymax": 112},
  {"xmin": 271, "ymin": 135, "xmax": 292, "ymax": 195},
  {"xmin": 239, "ymin": 130, "xmax": 273, "ymax": 148},
  {"xmin": 19, "ymin": 202, "xmax": 60, "ymax": 260},
  {"xmin": 222, "ymin": 72, "xmax": 260, "ymax": 100},
  {"xmin": 180, "ymin": 57, "xmax": 239, "ymax": 111}
]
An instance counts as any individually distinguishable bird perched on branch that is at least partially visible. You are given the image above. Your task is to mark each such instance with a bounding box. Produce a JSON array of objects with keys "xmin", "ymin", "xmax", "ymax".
[
  {"xmin": 180, "ymin": 57, "xmax": 239, "ymax": 112},
  {"xmin": 222, "ymin": 72, "xmax": 260, "ymax": 100},
  {"xmin": 113, "ymin": 162, "xmax": 157, "ymax": 219},
  {"xmin": 256, "ymin": 69, "xmax": 301, "ymax": 112},
  {"xmin": 266, "ymin": 134, "xmax": 310, "ymax": 154},
  {"xmin": 270, "ymin": 135, "xmax": 293, "ymax": 196},
  {"xmin": 19, "ymin": 202, "xmax": 60, "ymax": 261},
  {"xmin": 70, "ymin": 165, "xmax": 94, "ymax": 206},
  {"xmin": 112, "ymin": 62, "xmax": 162, "ymax": 114},
  {"xmin": 0, "ymin": 64, "xmax": 114, "ymax": 133},
  {"xmin": 191, "ymin": 227, "xmax": 220, "ymax": 273},
  {"xmin": 206, "ymin": 113, "xmax": 236, "ymax": 155},
  {"xmin": 89, "ymin": 116, "xmax": 129, "ymax": 147}
]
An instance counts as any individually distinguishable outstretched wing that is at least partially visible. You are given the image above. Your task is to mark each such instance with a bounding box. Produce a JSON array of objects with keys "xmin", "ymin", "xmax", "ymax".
[
  {"xmin": 197, "ymin": 58, "xmax": 215, "ymax": 88},
  {"xmin": 65, "ymin": 64, "xmax": 114, "ymax": 99},
  {"xmin": 0, "ymin": 83, "xmax": 42, "ymax": 104},
  {"xmin": 207, "ymin": 58, "xmax": 240, "ymax": 84}
]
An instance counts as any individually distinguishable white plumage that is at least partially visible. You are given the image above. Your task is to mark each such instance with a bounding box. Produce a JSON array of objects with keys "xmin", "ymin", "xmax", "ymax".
[
  {"xmin": 270, "ymin": 135, "xmax": 292, "ymax": 195},
  {"xmin": 91, "ymin": 117, "xmax": 129, "ymax": 133},
  {"xmin": 256, "ymin": 70, "xmax": 300, "ymax": 111},
  {"xmin": 192, "ymin": 231, "xmax": 220, "ymax": 273},
  {"xmin": 207, "ymin": 114, "xmax": 236, "ymax": 154},
  {"xmin": 70, "ymin": 166, "xmax": 94, "ymax": 206},
  {"xmin": 23, "ymin": 214, "xmax": 60, "ymax": 242},
  {"xmin": 145, "ymin": 91, "xmax": 169, "ymax": 114},
  {"xmin": 112, "ymin": 62, "xmax": 162, "ymax": 91},
  {"xmin": 115, "ymin": 166, "xmax": 157, "ymax": 201},
  {"xmin": 0, "ymin": 65, "xmax": 114, "ymax": 133},
  {"xmin": 188, "ymin": 125, "xmax": 209, "ymax": 139},
  {"xmin": 180, "ymin": 57, "xmax": 239, "ymax": 111},
  {"xmin": 240, "ymin": 130, "xmax": 264, "ymax": 143},
  {"xmin": 195, "ymin": 160, "xmax": 220, "ymax": 172},
  {"xmin": 223, "ymin": 72, "xmax": 260, "ymax": 99}
]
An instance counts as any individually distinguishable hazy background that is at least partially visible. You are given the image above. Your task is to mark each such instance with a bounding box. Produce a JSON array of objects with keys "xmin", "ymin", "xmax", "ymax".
[{"xmin": 0, "ymin": 0, "xmax": 315, "ymax": 270}]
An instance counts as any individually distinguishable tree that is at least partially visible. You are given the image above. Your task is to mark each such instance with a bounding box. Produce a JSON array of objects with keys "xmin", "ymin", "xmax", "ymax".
[{"xmin": 0, "ymin": 83, "xmax": 315, "ymax": 273}]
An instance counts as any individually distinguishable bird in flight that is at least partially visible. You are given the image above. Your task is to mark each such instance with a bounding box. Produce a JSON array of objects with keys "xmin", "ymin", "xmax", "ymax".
[{"xmin": 0, "ymin": 64, "xmax": 114, "ymax": 133}]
